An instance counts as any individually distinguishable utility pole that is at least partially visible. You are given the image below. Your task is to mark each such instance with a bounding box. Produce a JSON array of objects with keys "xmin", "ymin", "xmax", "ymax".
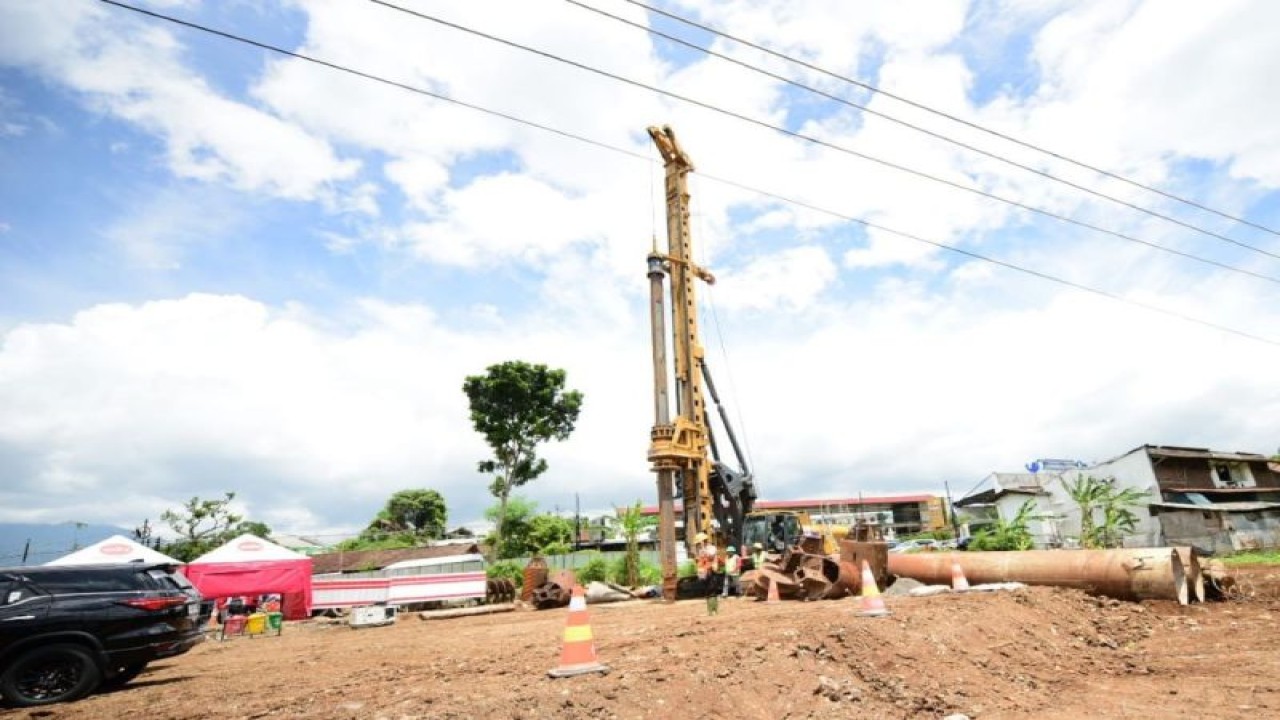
[{"xmin": 944, "ymin": 481, "xmax": 962, "ymax": 538}]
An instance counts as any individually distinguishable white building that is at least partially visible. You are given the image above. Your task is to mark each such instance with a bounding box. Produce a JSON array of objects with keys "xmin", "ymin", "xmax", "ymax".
[{"xmin": 958, "ymin": 445, "xmax": 1280, "ymax": 552}]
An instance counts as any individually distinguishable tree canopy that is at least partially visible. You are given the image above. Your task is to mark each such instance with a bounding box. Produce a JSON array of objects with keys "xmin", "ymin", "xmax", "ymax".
[
  {"xmin": 157, "ymin": 492, "xmax": 272, "ymax": 562},
  {"xmin": 339, "ymin": 488, "xmax": 449, "ymax": 551},
  {"xmin": 481, "ymin": 497, "xmax": 574, "ymax": 559},
  {"xmin": 464, "ymin": 360, "xmax": 582, "ymax": 558}
]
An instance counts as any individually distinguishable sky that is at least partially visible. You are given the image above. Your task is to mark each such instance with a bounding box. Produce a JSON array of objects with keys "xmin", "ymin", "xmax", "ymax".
[{"xmin": 1, "ymin": 0, "xmax": 1277, "ymax": 543}]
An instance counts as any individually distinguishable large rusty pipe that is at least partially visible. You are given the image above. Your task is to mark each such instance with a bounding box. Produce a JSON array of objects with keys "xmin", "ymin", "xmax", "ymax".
[
  {"xmin": 888, "ymin": 548, "xmax": 1188, "ymax": 604},
  {"xmin": 1174, "ymin": 547, "xmax": 1204, "ymax": 603}
]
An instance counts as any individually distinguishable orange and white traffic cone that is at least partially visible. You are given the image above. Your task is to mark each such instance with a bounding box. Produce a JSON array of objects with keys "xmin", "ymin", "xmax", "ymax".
[
  {"xmin": 855, "ymin": 559, "xmax": 891, "ymax": 618},
  {"xmin": 548, "ymin": 585, "xmax": 610, "ymax": 678},
  {"xmin": 951, "ymin": 560, "xmax": 970, "ymax": 592},
  {"xmin": 766, "ymin": 577, "xmax": 781, "ymax": 604}
]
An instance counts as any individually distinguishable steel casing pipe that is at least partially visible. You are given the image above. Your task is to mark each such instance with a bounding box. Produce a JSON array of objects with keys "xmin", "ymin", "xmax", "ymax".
[{"xmin": 887, "ymin": 548, "xmax": 1188, "ymax": 604}]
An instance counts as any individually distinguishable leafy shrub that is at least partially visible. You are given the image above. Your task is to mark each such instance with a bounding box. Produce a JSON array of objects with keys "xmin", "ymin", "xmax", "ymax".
[
  {"xmin": 603, "ymin": 556, "xmax": 662, "ymax": 587},
  {"xmin": 576, "ymin": 554, "xmax": 609, "ymax": 584},
  {"xmin": 607, "ymin": 556, "xmax": 630, "ymax": 584},
  {"xmin": 487, "ymin": 560, "xmax": 523, "ymax": 584},
  {"xmin": 636, "ymin": 559, "xmax": 662, "ymax": 585},
  {"xmin": 968, "ymin": 499, "xmax": 1036, "ymax": 551}
]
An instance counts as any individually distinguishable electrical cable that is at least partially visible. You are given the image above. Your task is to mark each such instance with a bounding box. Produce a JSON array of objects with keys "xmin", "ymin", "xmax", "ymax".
[
  {"xmin": 567, "ymin": 0, "xmax": 1280, "ymax": 261},
  {"xmin": 97, "ymin": 0, "xmax": 1280, "ymax": 347},
  {"xmin": 621, "ymin": 0, "xmax": 1280, "ymax": 241},
  {"xmin": 367, "ymin": 0, "xmax": 1280, "ymax": 286}
]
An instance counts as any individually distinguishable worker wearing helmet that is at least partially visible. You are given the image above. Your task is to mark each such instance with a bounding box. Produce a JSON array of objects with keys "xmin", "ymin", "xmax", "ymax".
[
  {"xmin": 722, "ymin": 546, "xmax": 741, "ymax": 598},
  {"xmin": 750, "ymin": 542, "xmax": 766, "ymax": 572},
  {"xmin": 693, "ymin": 532, "xmax": 719, "ymax": 615}
]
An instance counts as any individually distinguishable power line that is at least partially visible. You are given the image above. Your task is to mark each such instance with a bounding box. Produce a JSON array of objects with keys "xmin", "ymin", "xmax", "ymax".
[
  {"xmin": 567, "ymin": 0, "xmax": 1280, "ymax": 262},
  {"xmin": 694, "ymin": 171, "xmax": 1279, "ymax": 347},
  {"xmin": 94, "ymin": 2, "xmax": 649, "ymax": 163},
  {"xmin": 96, "ymin": 0, "xmax": 1280, "ymax": 347},
  {"xmin": 368, "ymin": 0, "xmax": 1280, "ymax": 287},
  {"xmin": 620, "ymin": 0, "xmax": 1280, "ymax": 242}
]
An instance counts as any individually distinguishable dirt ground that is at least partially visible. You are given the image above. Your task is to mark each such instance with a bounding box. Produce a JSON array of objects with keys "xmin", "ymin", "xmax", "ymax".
[{"xmin": 6, "ymin": 565, "xmax": 1280, "ymax": 720}]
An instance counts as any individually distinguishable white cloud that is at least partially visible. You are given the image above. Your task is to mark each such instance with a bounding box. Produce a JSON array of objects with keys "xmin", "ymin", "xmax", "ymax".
[
  {"xmin": 0, "ymin": 294, "xmax": 653, "ymax": 531},
  {"xmin": 402, "ymin": 173, "xmax": 592, "ymax": 265},
  {"xmin": 992, "ymin": 0, "xmax": 1280, "ymax": 187},
  {"xmin": 102, "ymin": 187, "xmax": 243, "ymax": 270},
  {"xmin": 712, "ymin": 246, "xmax": 837, "ymax": 311},
  {"xmin": 0, "ymin": 1, "xmax": 359, "ymax": 201}
]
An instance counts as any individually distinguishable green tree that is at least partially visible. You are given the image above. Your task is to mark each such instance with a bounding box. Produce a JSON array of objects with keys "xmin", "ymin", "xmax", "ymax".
[
  {"xmin": 159, "ymin": 493, "xmax": 271, "ymax": 562},
  {"xmin": 528, "ymin": 514, "xmax": 574, "ymax": 556},
  {"xmin": 335, "ymin": 489, "xmax": 448, "ymax": 551},
  {"xmin": 463, "ymin": 361, "xmax": 583, "ymax": 559},
  {"xmin": 233, "ymin": 520, "xmax": 273, "ymax": 539},
  {"xmin": 970, "ymin": 499, "xmax": 1036, "ymax": 551},
  {"xmin": 484, "ymin": 496, "xmax": 539, "ymax": 559},
  {"xmin": 363, "ymin": 489, "xmax": 447, "ymax": 542}
]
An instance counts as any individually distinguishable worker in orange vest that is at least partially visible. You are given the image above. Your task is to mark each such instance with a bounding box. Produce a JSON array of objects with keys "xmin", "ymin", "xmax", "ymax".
[{"xmin": 694, "ymin": 532, "xmax": 719, "ymax": 615}]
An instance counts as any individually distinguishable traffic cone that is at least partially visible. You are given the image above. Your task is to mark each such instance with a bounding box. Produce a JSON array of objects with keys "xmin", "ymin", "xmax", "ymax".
[
  {"xmin": 855, "ymin": 559, "xmax": 891, "ymax": 618},
  {"xmin": 951, "ymin": 560, "xmax": 970, "ymax": 592},
  {"xmin": 548, "ymin": 585, "xmax": 610, "ymax": 678}
]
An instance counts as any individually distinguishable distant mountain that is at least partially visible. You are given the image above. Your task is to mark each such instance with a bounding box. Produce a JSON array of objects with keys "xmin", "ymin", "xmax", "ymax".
[{"xmin": 0, "ymin": 522, "xmax": 133, "ymax": 566}]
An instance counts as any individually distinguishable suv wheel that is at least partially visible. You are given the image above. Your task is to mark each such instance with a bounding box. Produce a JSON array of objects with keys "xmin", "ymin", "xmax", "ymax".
[{"xmin": 0, "ymin": 644, "xmax": 102, "ymax": 707}]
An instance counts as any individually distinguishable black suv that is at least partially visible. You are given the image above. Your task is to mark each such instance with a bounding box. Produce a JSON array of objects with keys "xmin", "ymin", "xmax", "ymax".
[{"xmin": 0, "ymin": 562, "xmax": 208, "ymax": 707}]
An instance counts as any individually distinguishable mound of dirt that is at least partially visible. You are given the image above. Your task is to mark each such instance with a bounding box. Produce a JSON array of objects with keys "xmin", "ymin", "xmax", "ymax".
[{"xmin": 8, "ymin": 584, "xmax": 1278, "ymax": 719}]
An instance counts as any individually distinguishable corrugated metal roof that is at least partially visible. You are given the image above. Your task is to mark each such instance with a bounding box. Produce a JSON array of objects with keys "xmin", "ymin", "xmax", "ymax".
[
  {"xmin": 310, "ymin": 542, "xmax": 483, "ymax": 575},
  {"xmin": 954, "ymin": 486, "xmax": 1047, "ymax": 507},
  {"xmin": 1150, "ymin": 501, "xmax": 1280, "ymax": 512},
  {"xmin": 1165, "ymin": 487, "xmax": 1280, "ymax": 495},
  {"xmin": 1145, "ymin": 446, "xmax": 1270, "ymax": 462},
  {"xmin": 1090, "ymin": 444, "xmax": 1272, "ymax": 467}
]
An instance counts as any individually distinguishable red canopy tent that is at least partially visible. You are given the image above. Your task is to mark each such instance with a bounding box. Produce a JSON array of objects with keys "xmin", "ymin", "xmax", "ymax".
[{"xmin": 185, "ymin": 534, "xmax": 313, "ymax": 620}]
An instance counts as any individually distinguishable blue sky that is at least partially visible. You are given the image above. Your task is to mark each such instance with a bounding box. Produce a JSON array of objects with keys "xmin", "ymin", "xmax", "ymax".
[{"xmin": 1, "ymin": 0, "xmax": 1277, "ymax": 543}]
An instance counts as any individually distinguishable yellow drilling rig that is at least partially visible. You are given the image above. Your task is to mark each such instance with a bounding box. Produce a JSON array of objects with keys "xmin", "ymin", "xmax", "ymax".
[
  {"xmin": 645, "ymin": 125, "xmax": 887, "ymax": 602},
  {"xmin": 645, "ymin": 125, "xmax": 757, "ymax": 601}
]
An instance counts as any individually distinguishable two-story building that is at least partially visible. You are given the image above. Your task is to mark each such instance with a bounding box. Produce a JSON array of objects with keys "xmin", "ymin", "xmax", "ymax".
[{"xmin": 957, "ymin": 445, "xmax": 1280, "ymax": 553}]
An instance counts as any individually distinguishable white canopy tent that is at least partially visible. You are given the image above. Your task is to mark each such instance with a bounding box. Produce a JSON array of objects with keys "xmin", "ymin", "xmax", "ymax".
[{"xmin": 46, "ymin": 534, "xmax": 182, "ymax": 566}]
